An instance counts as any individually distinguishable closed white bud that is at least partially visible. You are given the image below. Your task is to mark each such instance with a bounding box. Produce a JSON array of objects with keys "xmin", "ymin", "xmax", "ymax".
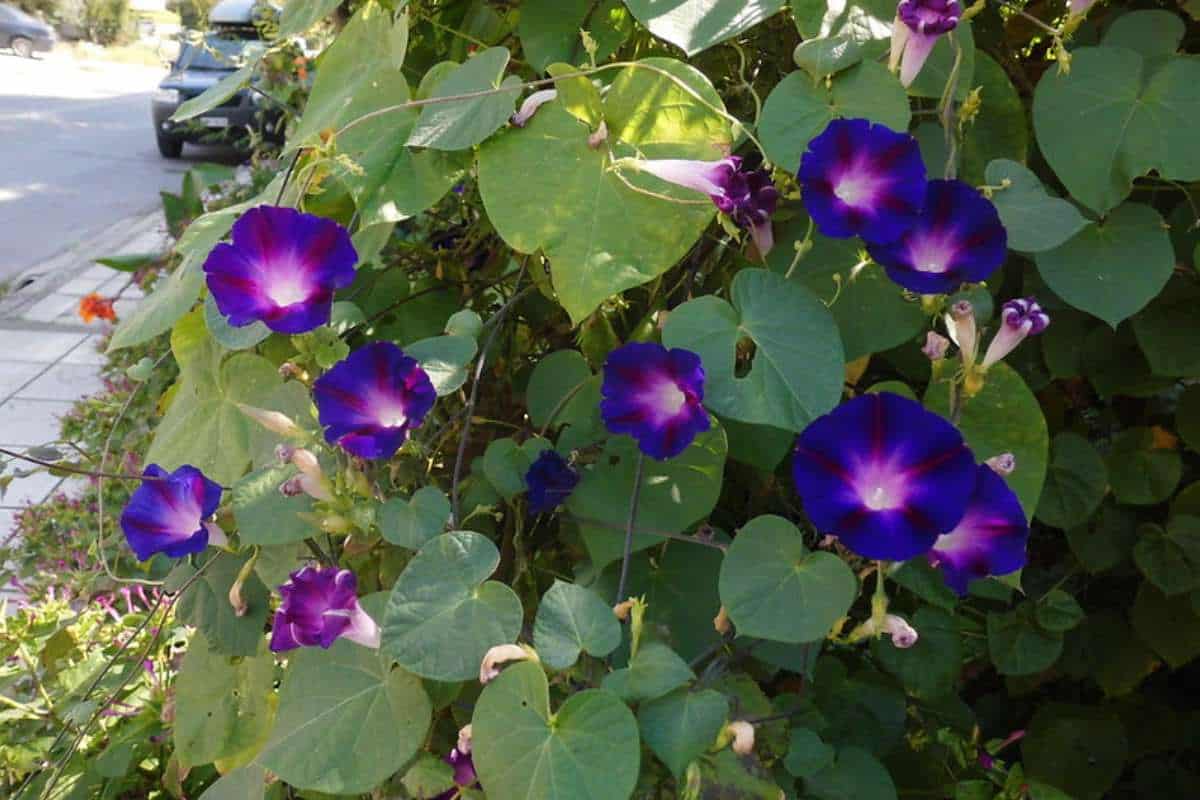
[
  {"xmin": 237, "ymin": 404, "xmax": 302, "ymax": 437},
  {"xmin": 727, "ymin": 721, "xmax": 755, "ymax": 755},
  {"xmin": 883, "ymin": 614, "xmax": 919, "ymax": 648},
  {"xmin": 479, "ymin": 643, "xmax": 536, "ymax": 684}
]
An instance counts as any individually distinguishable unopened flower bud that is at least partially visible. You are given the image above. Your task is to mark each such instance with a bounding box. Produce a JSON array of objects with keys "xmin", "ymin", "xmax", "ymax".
[
  {"xmin": 236, "ymin": 403, "xmax": 302, "ymax": 438},
  {"xmin": 947, "ymin": 300, "xmax": 977, "ymax": 367},
  {"xmin": 479, "ymin": 643, "xmax": 537, "ymax": 684},
  {"xmin": 981, "ymin": 297, "xmax": 1050, "ymax": 369},
  {"xmin": 588, "ymin": 120, "xmax": 608, "ymax": 149},
  {"xmin": 511, "ymin": 89, "xmax": 557, "ymax": 127},
  {"xmin": 882, "ymin": 614, "xmax": 919, "ymax": 648},
  {"xmin": 274, "ymin": 443, "xmax": 295, "ymax": 463},
  {"xmin": 298, "ymin": 472, "xmax": 335, "ymax": 503},
  {"xmin": 280, "ymin": 476, "xmax": 305, "ymax": 497},
  {"xmin": 726, "ymin": 721, "xmax": 755, "ymax": 755},
  {"xmin": 613, "ymin": 598, "xmax": 636, "ymax": 621},
  {"xmin": 985, "ymin": 453, "xmax": 1016, "ymax": 476},
  {"xmin": 279, "ymin": 362, "xmax": 305, "ymax": 380},
  {"xmin": 713, "ymin": 605, "xmax": 732, "ymax": 635},
  {"xmin": 457, "ymin": 724, "xmax": 473, "ymax": 755},
  {"xmin": 922, "ymin": 331, "xmax": 950, "ymax": 361},
  {"xmin": 290, "ymin": 448, "xmax": 321, "ymax": 478}
]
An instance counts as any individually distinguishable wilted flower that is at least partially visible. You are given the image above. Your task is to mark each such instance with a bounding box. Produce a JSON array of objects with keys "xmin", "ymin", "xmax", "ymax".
[
  {"xmin": 511, "ymin": 88, "xmax": 557, "ymax": 127},
  {"xmin": 632, "ymin": 157, "xmax": 778, "ymax": 255},
  {"xmin": 78, "ymin": 293, "xmax": 117, "ymax": 324},
  {"xmin": 524, "ymin": 449, "xmax": 580, "ymax": 514},
  {"xmin": 868, "ymin": 180, "xmax": 1007, "ymax": 295},
  {"xmin": 792, "ymin": 393, "xmax": 976, "ymax": 560},
  {"xmin": 313, "ymin": 342, "xmax": 436, "ymax": 460},
  {"xmin": 797, "ymin": 118, "xmax": 927, "ymax": 245},
  {"xmin": 922, "ymin": 331, "xmax": 950, "ymax": 361},
  {"xmin": 204, "ymin": 205, "xmax": 357, "ymax": 334},
  {"xmin": 119, "ymin": 464, "xmax": 223, "ymax": 561},
  {"xmin": 600, "ymin": 341, "xmax": 709, "ymax": 460},
  {"xmin": 434, "ymin": 747, "xmax": 478, "ymax": 800},
  {"xmin": 269, "ymin": 566, "xmax": 380, "ymax": 652},
  {"xmin": 980, "ymin": 298, "xmax": 1050, "ymax": 369},
  {"xmin": 890, "ymin": 0, "xmax": 962, "ymax": 86},
  {"xmin": 882, "ymin": 614, "xmax": 919, "ymax": 648},
  {"xmin": 928, "ymin": 465, "xmax": 1029, "ymax": 595}
]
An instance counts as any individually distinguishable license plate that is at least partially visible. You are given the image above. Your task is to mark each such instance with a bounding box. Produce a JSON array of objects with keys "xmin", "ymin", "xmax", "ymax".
[{"xmin": 200, "ymin": 117, "xmax": 229, "ymax": 128}]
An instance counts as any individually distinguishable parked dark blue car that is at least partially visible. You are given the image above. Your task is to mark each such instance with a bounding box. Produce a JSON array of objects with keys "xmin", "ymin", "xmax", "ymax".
[{"xmin": 0, "ymin": 2, "xmax": 54, "ymax": 58}]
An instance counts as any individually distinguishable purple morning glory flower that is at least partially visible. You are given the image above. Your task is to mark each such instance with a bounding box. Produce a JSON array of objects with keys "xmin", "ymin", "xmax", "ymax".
[
  {"xmin": 600, "ymin": 341, "xmax": 709, "ymax": 461},
  {"xmin": 890, "ymin": 0, "xmax": 962, "ymax": 87},
  {"xmin": 203, "ymin": 205, "xmax": 357, "ymax": 334},
  {"xmin": 119, "ymin": 464, "xmax": 222, "ymax": 561},
  {"xmin": 313, "ymin": 341, "xmax": 436, "ymax": 460},
  {"xmin": 797, "ymin": 118, "xmax": 927, "ymax": 245},
  {"xmin": 634, "ymin": 157, "xmax": 779, "ymax": 256},
  {"xmin": 792, "ymin": 393, "xmax": 977, "ymax": 561},
  {"xmin": 980, "ymin": 297, "xmax": 1050, "ymax": 369},
  {"xmin": 928, "ymin": 464, "xmax": 1028, "ymax": 594},
  {"xmin": 525, "ymin": 450, "xmax": 580, "ymax": 515},
  {"xmin": 434, "ymin": 748, "xmax": 477, "ymax": 800},
  {"xmin": 867, "ymin": 179, "xmax": 1007, "ymax": 295},
  {"xmin": 269, "ymin": 566, "xmax": 381, "ymax": 652}
]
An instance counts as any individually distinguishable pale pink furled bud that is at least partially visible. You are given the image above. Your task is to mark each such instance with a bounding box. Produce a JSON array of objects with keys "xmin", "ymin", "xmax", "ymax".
[
  {"xmin": 713, "ymin": 605, "xmax": 732, "ymax": 635},
  {"xmin": 479, "ymin": 643, "xmax": 535, "ymax": 684},
  {"xmin": 203, "ymin": 521, "xmax": 228, "ymax": 549},
  {"xmin": 985, "ymin": 452, "xmax": 1016, "ymax": 476},
  {"xmin": 922, "ymin": 331, "xmax": 950, "ymax": 361},
  {"xmin": 588, "ymin": 119, "xmax": 609, "ymax": 149},
  {"xmin": 727, "ymin": 721, "xmax": 756, "ymax": 755},
  {"xmin": 274, "ymin": 443, "xmax": 295, "ymax": 463},
  {"xmin": 946, "ymin": 300, "xmax": 977, "ymax": 367},
  {"xmin": 980, "ymin": 297, "xmax": 1050, "ymax": 369},
  {"xmin": 883, "ymin": 614, "xmax": 919, "ymax": 648},
  {"xmin": 298, "ymin": 472, "xmax": 335, "ymax": 503},
  {"xmin": 290, "ymin": 448, "xmax": 321, "ymax": 477},
  {"xmin": 457, "ymin": 724, "xmax": 473, "ymax": 755},
  {"xmin": 511, "ymin": 89, "xmax": 557, "ymax": 127},
  {"xmin": 236, "ymin": 403, "xmax": 302, "ymax": 438}
]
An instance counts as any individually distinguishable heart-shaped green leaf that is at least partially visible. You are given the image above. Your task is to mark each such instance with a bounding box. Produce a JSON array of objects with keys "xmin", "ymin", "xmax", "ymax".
[
  {"xmin": 381, "ymin": 531, "xmax": 523, "ymax": 680},
  {"xmin": 638, "ymin": 688, "xmax": 728, "ymax": 777},
  {"xmin": 719, "ymin": 515, "xmax": 858, "ymax": 643},
  {"xmin": 380, "ymin": 485, "xmax": 451, "ymax": 549},
  {"xmin": 1035, "ymin": 433, "xmax": 1107, "ymax": 530},
  {"xmin": 533, "ymin": 580, "xmax": 622, "ymax": 669},
  {"xmin": 232, "ymin": 464, "xmax": 316, "ymax": 546},
  {"xmin": 406, "ymin": 47, "xmax": 521, "ymax": 150},
  {"xmin": 472, "ymin": 661, "xmax": 640, "ymax": 800},
  {"xmin": 985, "ymin": 159, "xmax": 1089, "ymax": 253}
]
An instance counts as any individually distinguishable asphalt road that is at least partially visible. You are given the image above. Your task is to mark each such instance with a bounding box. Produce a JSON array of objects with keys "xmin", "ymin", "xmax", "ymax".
[{"xmin": 0, "ymin": 50, "xmax": 230, "ymax": 280}]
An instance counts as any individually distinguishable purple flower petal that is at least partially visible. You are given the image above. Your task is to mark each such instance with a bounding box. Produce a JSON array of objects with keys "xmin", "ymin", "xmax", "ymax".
[
  {"xmin": 203, "ymin": 205, "xmax": 357, "ymax": 334},
  {"xmin": 600, "ymin": 342, "xmax": 710, "ymax": 461},
  {"xmin": 313, "ymin": 342, "xmax": 437, "ymax": 460},
  {"xmin": 891, "ymin": 0, "xmax": 960, "ymax": 86},
  {"xmin": 928, "ymin": 464, "xmax": 1028, "ymax": 594},
  {"xmin": 792, "ymin": 393, "xmax": 976, "ymax": 560},
  {"xmin": 981, "ymin": 296, "xmax": 1050, "ymax": 368},
  {"xmin": 269, "ymin": 566, "xmax": 380, "ymax": 652},
  {"xmin": 434, "ymin": 749, "xmax": 477, "ymax": 799},
  {"xmin": 524, "ymin": 450, "xmax": 580, "ymax": 515},
  {"xmin": 798, "ymin": 118, "xmax": 927, "ymax": 245},
  {"xmin": 868, "ymin": 179, "xmax": 1007, "ymax": 294},
  {"xmin": 119, "ymin": 464, "xmax": 222, "ymax": 561}
]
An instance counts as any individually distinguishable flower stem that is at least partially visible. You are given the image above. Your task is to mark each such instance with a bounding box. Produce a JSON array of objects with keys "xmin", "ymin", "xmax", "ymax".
[{"xmin": 614, "ymin": 452, "xmax": 646, "ymax": 606}]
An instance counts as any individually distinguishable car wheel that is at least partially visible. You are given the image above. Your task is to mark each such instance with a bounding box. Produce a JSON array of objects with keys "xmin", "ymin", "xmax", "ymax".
[
  {"xmin": 156, "ymin": 134, "xmax": 183, "ymax": 159},
  {"xmin": 11, "ymin": 37, "xmax": 34, "ymax": 59}
]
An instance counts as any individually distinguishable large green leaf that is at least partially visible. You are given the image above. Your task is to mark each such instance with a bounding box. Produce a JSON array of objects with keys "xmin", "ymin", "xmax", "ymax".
[
  {"xmin": 985, "ymin": 160, "xmax": 1089, "ymax": 253},
  {"xmin": 379, "ymin": 485, "xmax": 451, "ymax": 549},
  {"xmin": 638, "ymin": 688, "xmax": 728, "ymax": 777},
  {"xmin": 204, "ymin": 294, "xmax": 270, "ymax": 351},
  {"xmin": 1133, "ymin": 516, "xmax": 1200, "ymax": 595},
  {"xmin": 1132, "ymin": 277, "xmax": 1200, "ymax": 376},
  {"xmin": 566, "ymin": 422, "xmax": 727, "ymax": 567},
  {"xmin": 175, "ymin": 633, "xmax": 274, "ymax": 769},
  {"xmin": 1022, "ymin": 704, "xmax": 1128, "ymax": 800},
  {"xmin": 785, "ymin": 728, "xmax": 836, "ymax": 778},
  {"xmin": 278, "ymin": 0, "xmax": 342, "ymax": 37},
  {"xmin": 623, "ymin": 0, "xmax": 786, "ymax": 56},
  {"xmin": 482, "ymin": 436, "xmax": 551, "ymax": 499},
  {"xmin": 257, "ymin": 595, "xmax": 431, "ymax": 794},
  {"xmin": 472, "ymin": 661, "xmax": 641, "ymax": 800},
  {"xmin": 1035, "ymin": 203, "xmax": 1174, "ymax": 328},
  {"xmin": 174, "ymin": 553, "xmax": 270, "ymax": 658},
  {"xmin": 1035, "ymin": 432, "xmax": 1108, "ymax": 530},
  {"xmin": 793, "ymin": 35, "xmax": 863, "ymax": 79},
  {"xmin": 406, "ymin": 334, "xmax": 479, "ymax": 396},
  {"xmin": 1032, "ymin": 46, "xmax": 1200, "ymax": 214},
  {"xmin": 926, "ymin": 362, "xmax": 1048, "ymax": 520},
  {"xmin": 1101, "ymin": 9, "xmax": 1185, "ymax": 62},
  {"xmin": 526, "ymin": 350, "xmax": 594, "ymax": 429},
  {"xmin": 407, "ymin": 47, "xmax": 521, "ymax": 150},
  {"xmin": 518, "ymin": 0, "xmax": 631, "ymax": 71},
  {"xmin": 1131, "ymin": 582, "xmax": 1200, "ymax": 668},
  {"xmin": 759, "ymin": 62, "xmax": 911, "ymax": 173},
  {"xmin": 662, "ymin": 268, "xmax": 844, "ymax": 432},
  {"xmin": 532, "ymin": 580, "xmax": 621, "ymax": 669},
  {"xmin": 719, "ymin": 515, "xmax": 858, "ymax": 643},
  {"xmin": 870, "ymin": 606, "xmax": 962, "ymax": 699},
  {"xmin": 381, "ymin": 531, "xmax": 523, "ymax": 680},
  {"xmin": 197, "ymin": 764, "xmax": 267, "ymax": 800},
  {"xmin": 171, "ymin": 63, "xmax": 256, "ymax": 122},
  {"xmin": 145, "ymin": 310, "xmax": 287, "ymax": 486},
  {"xmin": 232, "ymin": 464, "xmax": 316, "ymax": 546},
  {"xmin": 987, "ymin": 604, "xmax": 1063, "ymax": 676},
  {"xmin": 806, "ymin": 746, "xmax": 898, "ymax": 800},
  {"xmin": 960, "ymin": 53, "xmax": 1027, "ymax": 184},
  {"xmin": 766, "ymin": 213, "xmax": 925, "ymax": 360},
  {"xmin": 602, "ymin": 640, "xmax": 694, "ymax": 702},
  {"xmin": 1106, "ymin": 427, "xmax": 1182, "ymax": 505},
  {"xmin": 479, "ymin": 59, "xmax": 730, "ymax": 322}
]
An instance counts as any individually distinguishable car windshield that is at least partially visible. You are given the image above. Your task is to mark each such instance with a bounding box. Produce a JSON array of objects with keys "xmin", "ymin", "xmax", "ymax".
[
  {"xmin": 175, "ymin": 35, "xmax": 263, "ymax": 70},
  {"xmin": 0, "ymin": 3, "xmax": 39, "ymax": 24}
]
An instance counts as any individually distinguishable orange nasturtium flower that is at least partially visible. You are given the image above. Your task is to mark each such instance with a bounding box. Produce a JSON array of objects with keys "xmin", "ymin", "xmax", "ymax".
[{"xmin": 78, "ymin": 293, "xmax": 117, "ymax": 323}]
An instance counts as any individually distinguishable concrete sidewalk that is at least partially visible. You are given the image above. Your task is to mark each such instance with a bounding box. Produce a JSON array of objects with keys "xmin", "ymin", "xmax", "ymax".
[{"xmin": 1, "ymin": 208, "xmax": 166, "ymax": 527}]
